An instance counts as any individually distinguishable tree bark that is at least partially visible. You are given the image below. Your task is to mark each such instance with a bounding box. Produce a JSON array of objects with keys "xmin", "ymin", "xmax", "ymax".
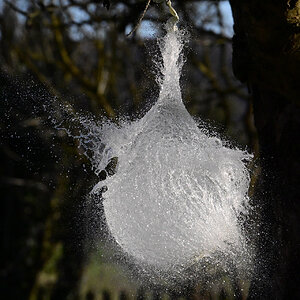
[{"xmin": 229, "ymin": 0, "xmax": 300, "ymax": 299}]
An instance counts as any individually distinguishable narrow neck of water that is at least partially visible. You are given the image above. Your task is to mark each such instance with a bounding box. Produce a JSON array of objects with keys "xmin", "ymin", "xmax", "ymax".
[{"xmin": 157, "ymin": 29, "xmax": 184, "ymax": 106}]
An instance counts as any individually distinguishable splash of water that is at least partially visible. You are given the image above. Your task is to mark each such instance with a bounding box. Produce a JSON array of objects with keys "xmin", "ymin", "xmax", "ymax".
[{"xmin": 88, "ymin": 26, "xmax": 253, "ymax": 276}]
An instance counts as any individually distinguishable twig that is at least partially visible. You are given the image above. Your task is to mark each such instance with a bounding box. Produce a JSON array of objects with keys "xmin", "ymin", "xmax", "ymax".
[
  {"xmin": 126, "ymin": 0, "xmax": 151, "ymax": 37},
  {"xmin": 4, "ymin": 0, "xmax": 28, "ymax": 16}
]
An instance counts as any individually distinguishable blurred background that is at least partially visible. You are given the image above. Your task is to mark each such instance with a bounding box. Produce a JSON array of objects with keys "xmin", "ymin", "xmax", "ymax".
[{"xmin": 0, "ymin": 1, "xmax": 258, "ymax": 299}]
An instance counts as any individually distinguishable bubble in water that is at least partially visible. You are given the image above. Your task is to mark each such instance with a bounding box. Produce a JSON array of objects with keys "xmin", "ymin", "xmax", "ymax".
[{"xmin": 89, "ymin": 27, "xmax": 253, "ymax": 276}]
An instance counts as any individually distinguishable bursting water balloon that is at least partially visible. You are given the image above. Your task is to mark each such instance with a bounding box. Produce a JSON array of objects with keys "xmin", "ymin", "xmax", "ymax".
[{"xmin": 90, "ymin": 28, "xmax": 253, "ymax": 273}]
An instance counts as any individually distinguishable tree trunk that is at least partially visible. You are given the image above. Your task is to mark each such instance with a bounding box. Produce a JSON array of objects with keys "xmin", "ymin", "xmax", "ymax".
[{"xmin": 229, "ymin": 1, "xmax": 300, "ymax": 299}]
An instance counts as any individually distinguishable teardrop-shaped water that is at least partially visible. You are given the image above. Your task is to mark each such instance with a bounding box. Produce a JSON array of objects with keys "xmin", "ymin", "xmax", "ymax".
[{"xmin": 92, "ymin": 27, "xmax": 253, "ymax": 274}]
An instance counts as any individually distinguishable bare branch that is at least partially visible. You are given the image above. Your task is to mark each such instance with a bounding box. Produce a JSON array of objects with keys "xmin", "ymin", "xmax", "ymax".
[
  {"xmin": 126, "ymin": 0, "xmax": 152, "ymax": 37},
  {"xmin": 4, "ymin": 0, "xmax": 28, "ymax": 16}
]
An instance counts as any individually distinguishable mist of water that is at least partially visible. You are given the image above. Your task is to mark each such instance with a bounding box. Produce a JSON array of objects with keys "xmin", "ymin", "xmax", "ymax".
[{"xmin": 82, "ymin": 25, "xmax": 255, "ymax": 279}]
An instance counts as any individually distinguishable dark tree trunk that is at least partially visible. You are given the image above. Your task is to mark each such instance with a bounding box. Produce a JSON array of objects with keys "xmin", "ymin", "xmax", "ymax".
[{"xmin": 229, "ymin": 0, "xmax": 300, "ymax": 299}]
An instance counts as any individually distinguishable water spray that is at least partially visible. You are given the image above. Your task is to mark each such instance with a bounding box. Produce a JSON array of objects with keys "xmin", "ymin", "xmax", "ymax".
[
  {"xmin": 90, "ymin": 23, "xmax": 254, "ymax": 281},
  {"xmin": 52, "ymin": 0, "xmax": 255, "ymax": 284}
]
